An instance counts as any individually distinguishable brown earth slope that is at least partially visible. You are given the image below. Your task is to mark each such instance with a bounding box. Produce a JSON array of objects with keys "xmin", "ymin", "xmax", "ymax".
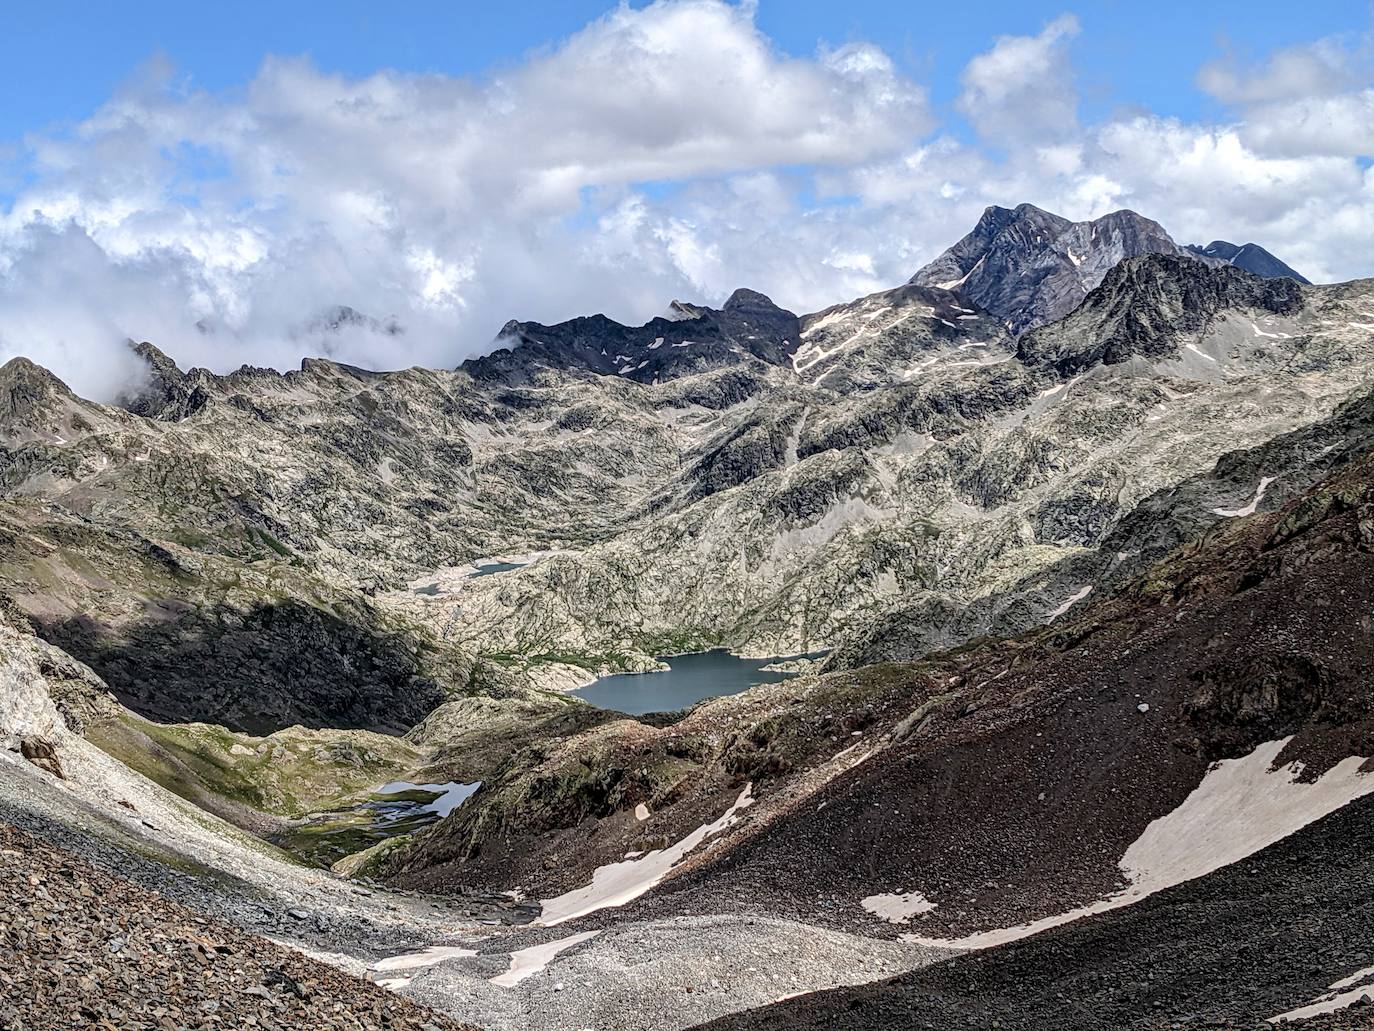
[
  {"xmin": 635, "ymin": 444, "xmax": 1374, "ymax": 941},
  {"xmin": 694, "ymin": 791, "xmax": 1374, "ymax": 1030}
]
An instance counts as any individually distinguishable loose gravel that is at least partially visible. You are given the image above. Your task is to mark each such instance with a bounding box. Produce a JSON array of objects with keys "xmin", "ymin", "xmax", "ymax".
[{"xmin": 0, "ymin": 822, "xmax": 475, "ymax": 1031}]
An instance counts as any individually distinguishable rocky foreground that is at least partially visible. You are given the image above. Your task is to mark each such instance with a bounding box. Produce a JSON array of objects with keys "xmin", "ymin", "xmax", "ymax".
[{"xmin": 0, "ymin": 823, "xmax": 471, "ymax": 1031}]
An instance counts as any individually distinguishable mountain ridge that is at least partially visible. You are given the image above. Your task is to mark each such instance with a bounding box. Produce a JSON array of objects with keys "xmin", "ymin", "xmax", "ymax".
[
  {"xmin": 908, "ymin": 202, "xmax": 1306, "ymax": 337},
  {"xmin": 0, "ymin": 200, "xmax": 1370, "ymax": 1031}
]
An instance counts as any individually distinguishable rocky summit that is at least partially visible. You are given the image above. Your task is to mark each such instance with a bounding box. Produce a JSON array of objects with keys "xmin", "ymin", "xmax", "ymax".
[
  {"xmin": 909, "ymin": 203, "xmax": 1310, "ymax": 335},
  {"xmin": 1, "ymin": 201, "xmax": 1371, "ymax": 1031}
]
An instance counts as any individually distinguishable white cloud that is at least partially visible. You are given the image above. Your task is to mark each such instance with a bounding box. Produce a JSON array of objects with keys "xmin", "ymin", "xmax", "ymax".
[
  {"xmin": 1198, "ymin": 34, "xmax": 1374, "ymax": 158},
  {"xmin": 0, "ymin": 3, "xmax": 1372, "ymax": 398},
  {"xmin": 0, "ymin": 0, "xmax": 928, "ymax": 395},
  {"xmin": 1198, "ymin": 37, "xmax": 1368, "ymax": 105},
  {"xmin": 957, "ymin": 13, "xmax": 1081, "ymax": 143}
]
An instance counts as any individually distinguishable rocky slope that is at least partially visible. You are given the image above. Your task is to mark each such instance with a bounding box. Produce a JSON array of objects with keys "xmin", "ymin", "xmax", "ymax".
[
  {"xmin": 386, "ymin": 422, "xmax": 1374, "ymax": 930},
  {"xmin": 0, "ymin": 207, "xmax": 1346, "ymax": 725},
  {"xmin": 423, "ymin": 261, "xmax": 1374, "ymax": 684},
  {"xmin": 695, "ymin": 793, "xmax": 1374, "ymax": 1030},
  {"xmin": 0, "ymin": 822, "xmax": 475, "ymax": 1031}
]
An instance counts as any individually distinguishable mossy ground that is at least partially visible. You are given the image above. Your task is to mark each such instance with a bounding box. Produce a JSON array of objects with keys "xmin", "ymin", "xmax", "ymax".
[{"xmin": 86, "ymin": 711, "xmax": 429, "ymax": 854}]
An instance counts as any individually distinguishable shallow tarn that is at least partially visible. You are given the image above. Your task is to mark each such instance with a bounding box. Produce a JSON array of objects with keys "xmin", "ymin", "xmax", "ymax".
[{"xmin": 572, "ymin": 649, "xmax": 821, "ymax": 715}]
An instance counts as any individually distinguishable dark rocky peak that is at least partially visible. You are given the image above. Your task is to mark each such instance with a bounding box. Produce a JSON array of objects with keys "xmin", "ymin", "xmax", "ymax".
[
  {"xmin": 1186, "ymin": 240, "xmax": 1310, "ymax": 284},
  {"xmin": 303, "ymin": 305, "xmax": 404, "ymax": 337},
  {"xmin": 120, "ymin": 341, "xmax": 212, "ymax": 422},
  {"xmin": 129, "ymin": 341, "xmax": 181, "ymax": 379},
  {"xmin": 0, "ymin": 357, "xmax": 76, "ymax": 423},
  {"xmin": 464, "ymin": 292, "xmax": 801, "ymax": 387},
  {"xmin": 1016, "ymin": 252, "xmax": 1306, "ymax": 376},
  {"xmin": 910, "ymin": 203, "xmax": 1189, "ymax": 336},
  {"xmin": 723, "ymin": 287, "xmax": 781, "ymax": 313}
]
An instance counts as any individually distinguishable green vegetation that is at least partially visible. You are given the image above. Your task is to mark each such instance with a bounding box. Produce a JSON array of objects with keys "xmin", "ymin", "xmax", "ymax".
[{"xmin": 87, "ymin": 712, "xmax": 425, "ymax": 822}]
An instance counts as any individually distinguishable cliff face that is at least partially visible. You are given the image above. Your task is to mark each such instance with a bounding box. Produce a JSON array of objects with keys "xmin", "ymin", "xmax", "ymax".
[{"xmin": 909, "ymin": 204, "xmax": 1190, "ymax": 334}]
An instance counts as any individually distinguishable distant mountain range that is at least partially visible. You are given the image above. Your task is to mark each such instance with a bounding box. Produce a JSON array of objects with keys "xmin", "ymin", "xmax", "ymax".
[{"xmin": 0, "ymin": 199, "xmax": 1367, "ymax": 1031}]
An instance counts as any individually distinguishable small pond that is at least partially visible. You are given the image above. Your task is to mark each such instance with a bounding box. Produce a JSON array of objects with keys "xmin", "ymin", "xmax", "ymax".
[
  {"xmin": 572, "ymin": 648, "xmax": 823, "ymax": 716},
  {"xmin": 376, "ymin": 780, "xmax": 481, "ymax": 817},
  {"xmin": 271, "ymin": 780, "xmax": 480, "ymax": 868},
  {"xmin": 469, "ymin": 560, "xmax": 528, "ymax": 578}
]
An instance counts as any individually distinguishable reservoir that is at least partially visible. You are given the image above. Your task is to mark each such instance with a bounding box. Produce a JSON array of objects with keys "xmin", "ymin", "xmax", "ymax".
[{"xmin": 572, "ymin": 648, "xmax": 820, "ymax": 715}]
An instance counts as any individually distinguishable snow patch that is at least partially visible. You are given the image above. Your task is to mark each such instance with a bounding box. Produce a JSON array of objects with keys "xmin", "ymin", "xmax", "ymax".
[
  {"xmin": 1213, "ymin": 476, "xmax": 1276, "ymax": 518},
  {"xmin": 800, "ymin": 307, "xmax": 855, "ymax": 339},
  {"xmin": 934, "ymin": 256, "xmax": 985, "ymax": 290},
  {"xmin": 1184, "ymin": 343, "xmax": 1218, "ymax": 363},
  {"xmin": 1038, "ymin": 374, "xmax": 1084, "ymax": 400},
  {"xmin": 862, "ymin": 892, "xmax": 937, "ymax": 924},
  {"xmin": 1269, "ymin": 963, "xmax": 1374, "ymax": 1023},
  {"xmin": 536, "ymin": 785, "xmax": 755, "ymax": 926},
  {"xmin": 372, "ymin": 944, "xmax": 479, "ymax": 987},
  {"xmin": 1269, "ymin": 979, "xmax": 1374, "ymax": 1024},
  {"xmin": 1048, "ymin": 585, "xmax": 1092, "ymax": 620},
  {"xmin": 489, "ymin": 931, "xmax": 601, "ymax": 988},
  {"xmin": 903, "ymin": 738, "xmax": 1374, "ymax": 951}
]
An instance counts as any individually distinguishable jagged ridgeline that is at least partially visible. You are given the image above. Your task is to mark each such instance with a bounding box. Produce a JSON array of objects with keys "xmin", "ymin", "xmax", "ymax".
[{"xmin": 3, "ymin": 201, "xmax": 1373, "ymax": 1031}]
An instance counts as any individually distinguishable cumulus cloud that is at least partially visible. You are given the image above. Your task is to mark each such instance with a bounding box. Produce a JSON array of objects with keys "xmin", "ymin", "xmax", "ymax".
[
  {"xmin": 0, "ymin": 0, "xmax": 928, "ymax": 395},
  {"xmin": 1198, "ymin": 37, "xmax": 1368, "ymax": 105},
  {"xmin": 0, "ymin": 2, "xmax": 1372, "ymax": 397},
  {"xmin": 957, "ymin": 14, "xmax": 1081, "ymax": 144},
  {"xmin": 1197, "ymin": 34, "xmax": 1374, "ymax": 159}
]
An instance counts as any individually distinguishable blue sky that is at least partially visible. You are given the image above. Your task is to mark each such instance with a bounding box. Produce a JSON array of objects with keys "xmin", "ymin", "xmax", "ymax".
[
  {"xmin": 1, "ymin": 1, "xmax": 1371, "ymax": 394},
  {"xmin": 3, "ymin": 1, "xmax": 1368, "ymax": 141}
]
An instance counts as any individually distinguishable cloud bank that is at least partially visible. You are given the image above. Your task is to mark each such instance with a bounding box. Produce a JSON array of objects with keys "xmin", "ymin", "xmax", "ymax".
[{"xmin": 0, "ymin": 1, "xmax": 1371, "ymax": 398}]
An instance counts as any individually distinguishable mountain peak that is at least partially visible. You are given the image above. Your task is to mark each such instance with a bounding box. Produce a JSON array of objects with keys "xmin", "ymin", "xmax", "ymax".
[
  {"xmin": 119, "ymin": 342, "xmax": 212, "ymax": 422},
  {"xmin": 1016, "ymin": 251, "xmax": 1306, "ymax": 375},
  {"xmin": 1185, "ymin": 240, "xmax": 1309, "ymax": 284},
  {"xmin": 723, "ymin": 287, "xmax": 781, "ymax": 313},
  {"xmin": 0, "ymin": 356, "xmax": 77, "ymax": 428},
  {"xmin": 0, "ymin": 356, "xmax": 72, "ymax": 396},
  {"xmin": 129, "ymin": 340, "xmax": 182, "ymax": 378},
  {"xmin": 910, "ymin": 202, "xmax": 1184, "ymax": 333},
  {"xmin": 911, "ymin": 203, "xmax": 1306, "ymax": 335}
]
